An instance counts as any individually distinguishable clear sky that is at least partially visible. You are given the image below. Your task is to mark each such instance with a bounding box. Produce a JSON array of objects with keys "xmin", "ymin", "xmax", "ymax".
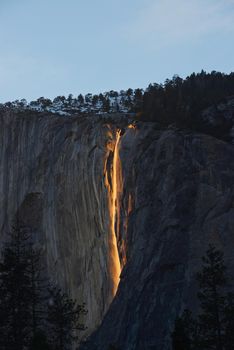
[{"xmin": 0, "ymin": 0, "xmax": 234, "ymax": 102}]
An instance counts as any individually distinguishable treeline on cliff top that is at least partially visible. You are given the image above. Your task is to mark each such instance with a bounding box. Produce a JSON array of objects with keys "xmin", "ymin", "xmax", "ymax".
[
  {"xmin": 140, "ymin": 71, "xmax": 234, "ymax": 135},
  {"xmin": 1, "ymin": 71, "xmax": 234, "ymax": 139},
  {"xmin": 1, "ymin": 88, "xmax": 143, "ymax": 116}
]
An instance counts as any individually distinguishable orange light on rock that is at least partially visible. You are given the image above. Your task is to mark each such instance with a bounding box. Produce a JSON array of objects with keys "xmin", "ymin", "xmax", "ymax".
[
  {"xmin": 109, "ymin": 130, "xmax": 122, "ymax": 296},
  {"xmin": 128, "ymin": 124, "xmax": 136, "ymax": 129},
  {"xmin": 104, "ymin": 130, "xmax": 122, "ymax": 298}
]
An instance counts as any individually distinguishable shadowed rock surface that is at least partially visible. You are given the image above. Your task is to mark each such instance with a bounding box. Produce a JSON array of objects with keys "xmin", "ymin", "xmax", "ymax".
[
  {"xmin": 1, "ymin": 109, "xmax": 234, "ymax": 349},
  {"xmin": 81, "ymin": 124, "xmax": 234, "ymax": 350}
]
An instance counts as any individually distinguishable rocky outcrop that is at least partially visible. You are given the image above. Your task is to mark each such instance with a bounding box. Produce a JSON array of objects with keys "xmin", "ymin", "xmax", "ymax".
[{"xmin": 1, "ymin": 109, "xmax": 234, "ymax": 350}]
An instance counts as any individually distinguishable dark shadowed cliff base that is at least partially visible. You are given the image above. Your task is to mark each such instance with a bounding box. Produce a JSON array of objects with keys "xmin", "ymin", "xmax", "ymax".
[{"xmin": 1, "ymin": 109, "xmax": 234, "ymax": 350}]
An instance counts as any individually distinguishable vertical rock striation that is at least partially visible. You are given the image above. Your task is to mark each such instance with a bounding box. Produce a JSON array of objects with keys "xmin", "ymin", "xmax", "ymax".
[
  {"xmin": 1, "ymin": 110, "xmax": 234, "ymax": 350},
  {"xmin": 0, "ymin": 111, "xmax": 122, "ymax": 339},
  {"xmin": 83, "ymin": 123, "xmax": 234, "ymax": 350},
  {"xmin": 104, "ymin": 129, "xmax": 122, "ymax": 297}
]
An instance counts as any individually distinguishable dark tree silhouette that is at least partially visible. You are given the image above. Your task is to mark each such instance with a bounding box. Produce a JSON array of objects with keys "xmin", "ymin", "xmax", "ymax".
[
  {"xmin": 0, "ymin": 221, "xmax": 34, "ymax": 349},
  {"xmin": 108, "ymin": 345, "xmax": 120, "ymax": 350},
  {"xmin": 47, "ymin": 286, "xmax": 87, "ymax": 350},
  {"xmin": 78, "ymin": 94, "xmax": 84, "ymax": 104},
  {"xmin": 141, "ymin": 71, "xmax": 234, "ymax": 140},
  {"xmin": 29, "ymin": 330, "xmax": 51, "ymax": 350},
  {"xmin": 27, "ymin": 245, "xmax": 49, "ymax": 342},
  {"xmin": 172, "ymin": 245, "xmax": 234, "ymax": 350},
  {"xmin": 171, "ymin": 310, "xmax": 196, "ymax": 350},
  {"xmin": 0, "ymin": 218, "xmax": 87, "ymax": 350},
  {"xmin": 197, "ymin": 245, "xmax": 227, "ymax": 350},
  {"xmin": 224, "ymin": 293, "xmax": 234, "ymax": 350}
]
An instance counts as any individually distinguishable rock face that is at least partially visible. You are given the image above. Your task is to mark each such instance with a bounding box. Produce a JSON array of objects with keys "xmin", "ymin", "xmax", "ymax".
[
  {"xmin": 1, "ymin": 110, "xmax": 234, "ymax": 350},
  {"xmin": 82, "ymin": 124, "xmax": 234, "ymax": 350},
  {"xmin": 0, "ymin": 111, "xmax": 121, "ymax": 338}
]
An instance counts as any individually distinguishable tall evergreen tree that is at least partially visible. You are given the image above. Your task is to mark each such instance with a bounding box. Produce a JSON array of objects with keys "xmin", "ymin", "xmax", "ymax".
[
  {"xmin": 172, "ymin": 244, "xmax": 234, "ymax": 350},
  {"xmin": 197, "ymin": 245, "xmax": 227, "ymax": 350},
  {"xmin": 27, "ymin": 244, "xmax": 49, "ymax": 342},
  {"xmin": 223, "ymin": 293, "xmax": 234, "ymax": 350},
  {"xmin": 0, "ymin": 219, "xmax": 87, "ymax": 350},
  {"xmin": 0, "ymin": 221, "xmax": 33, "ymax": 349},
  {"xmin": 108, "ymin": 345, "xmax": 120, "ymax": 350},
  {"xmin": 102, "ymin": 97, "xmax": 110, "ymax": 112},
  {"xmin": 77, "ymin": 94, "xmax": 84, "ymax": 105},
  {"xmin": 47, "ymin": 286, "xmax": 86, "ymax": 350},
  {"xmin": 0, "ymin": 219, "xmax": 49, "ymax": 349},
  {"xmin": 171, "ymin": 310, "xmax": 196, "ymax": 350},
  {"xmin": 29, "ymin": 330, "xmax": 51, "ymax": 350}
]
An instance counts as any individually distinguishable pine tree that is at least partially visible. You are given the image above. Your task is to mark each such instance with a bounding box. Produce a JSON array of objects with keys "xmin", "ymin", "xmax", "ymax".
[
  {"xmin": 133, "ymin": 88, "xmax": 143, "ymax": 112},
  {"xmin": 197, "ymin": 245, "xmax": 227, "ymax": 350},
  {"xmin": 78, "ymin": 94, "xmax": 84, "ymax": 105},
  {"xmin": 108, "ymin": 345, "xmax": 120, "ymax": 350},
  {"xmin": 0, "ymin": 219, "xmax": 87, "ymax": 349},
  {"xmin": 29, "ymin": 330, "xmax": 51, "ymax": 350},
  {"xmin": 172, "ymin": 245, "xmax": 234, "ymax": 350},
  {"xmin": 67, "ymin": 94, "xmax": 73, "ymax": 105},
  {"xmin": 92, "ymin": 94, "xmax": 99, "ymax": 106},
  {"xmin": 27, "ymin": 245, "xmax": 49, "ymax": 342},
  {"xmin": 47, "ymin": 286, "xmax": 87, "ymax": 350},
  {"xmin": 102, "ymin": 97, "xmax": 110, "ymax": 112},
  {"xmin": 0, "ymin": 219, "xmax": 49, "ymax": 349},
  {"xmin": 224, "ymin": 293, "xmax": 234, "ymax": 350},
  {"xmin": 171, "ymin": 309, "xmax": 197, "ymax": 350},
  {"xmin": 0, "ymin": 221, "xmax": 33, "ymax": 349}
]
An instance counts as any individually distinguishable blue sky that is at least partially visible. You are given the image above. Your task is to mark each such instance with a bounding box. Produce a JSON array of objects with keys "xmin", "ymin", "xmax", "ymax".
[{"xmin": 0, "ymin": 0, "xmax": 234, "ymax": 102}]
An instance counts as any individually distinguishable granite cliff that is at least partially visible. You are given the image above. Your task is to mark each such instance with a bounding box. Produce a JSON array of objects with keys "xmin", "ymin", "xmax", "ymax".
[
  {"xmin": 0, "ymin": 111, "xmax": 122, "ymax": 338},
  {"xmin": 1, "ymin": 109, "xmax": 234, "ymax": 350}
]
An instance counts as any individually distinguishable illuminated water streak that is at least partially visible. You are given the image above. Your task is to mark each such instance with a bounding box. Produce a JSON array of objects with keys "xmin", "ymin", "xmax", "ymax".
[
  {"xmin": 103, "ymin": 129, "xmax": 123, "ymax": 297},
  {"xmin": 109, "ymin": 130, "xmax": 122, "ymax": 296}
]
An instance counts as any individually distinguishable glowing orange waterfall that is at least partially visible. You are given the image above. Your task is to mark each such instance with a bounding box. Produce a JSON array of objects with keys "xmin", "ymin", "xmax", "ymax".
[{"xmin": 109, "ymin": 130, "xmax": 122, "ymax": 297}]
